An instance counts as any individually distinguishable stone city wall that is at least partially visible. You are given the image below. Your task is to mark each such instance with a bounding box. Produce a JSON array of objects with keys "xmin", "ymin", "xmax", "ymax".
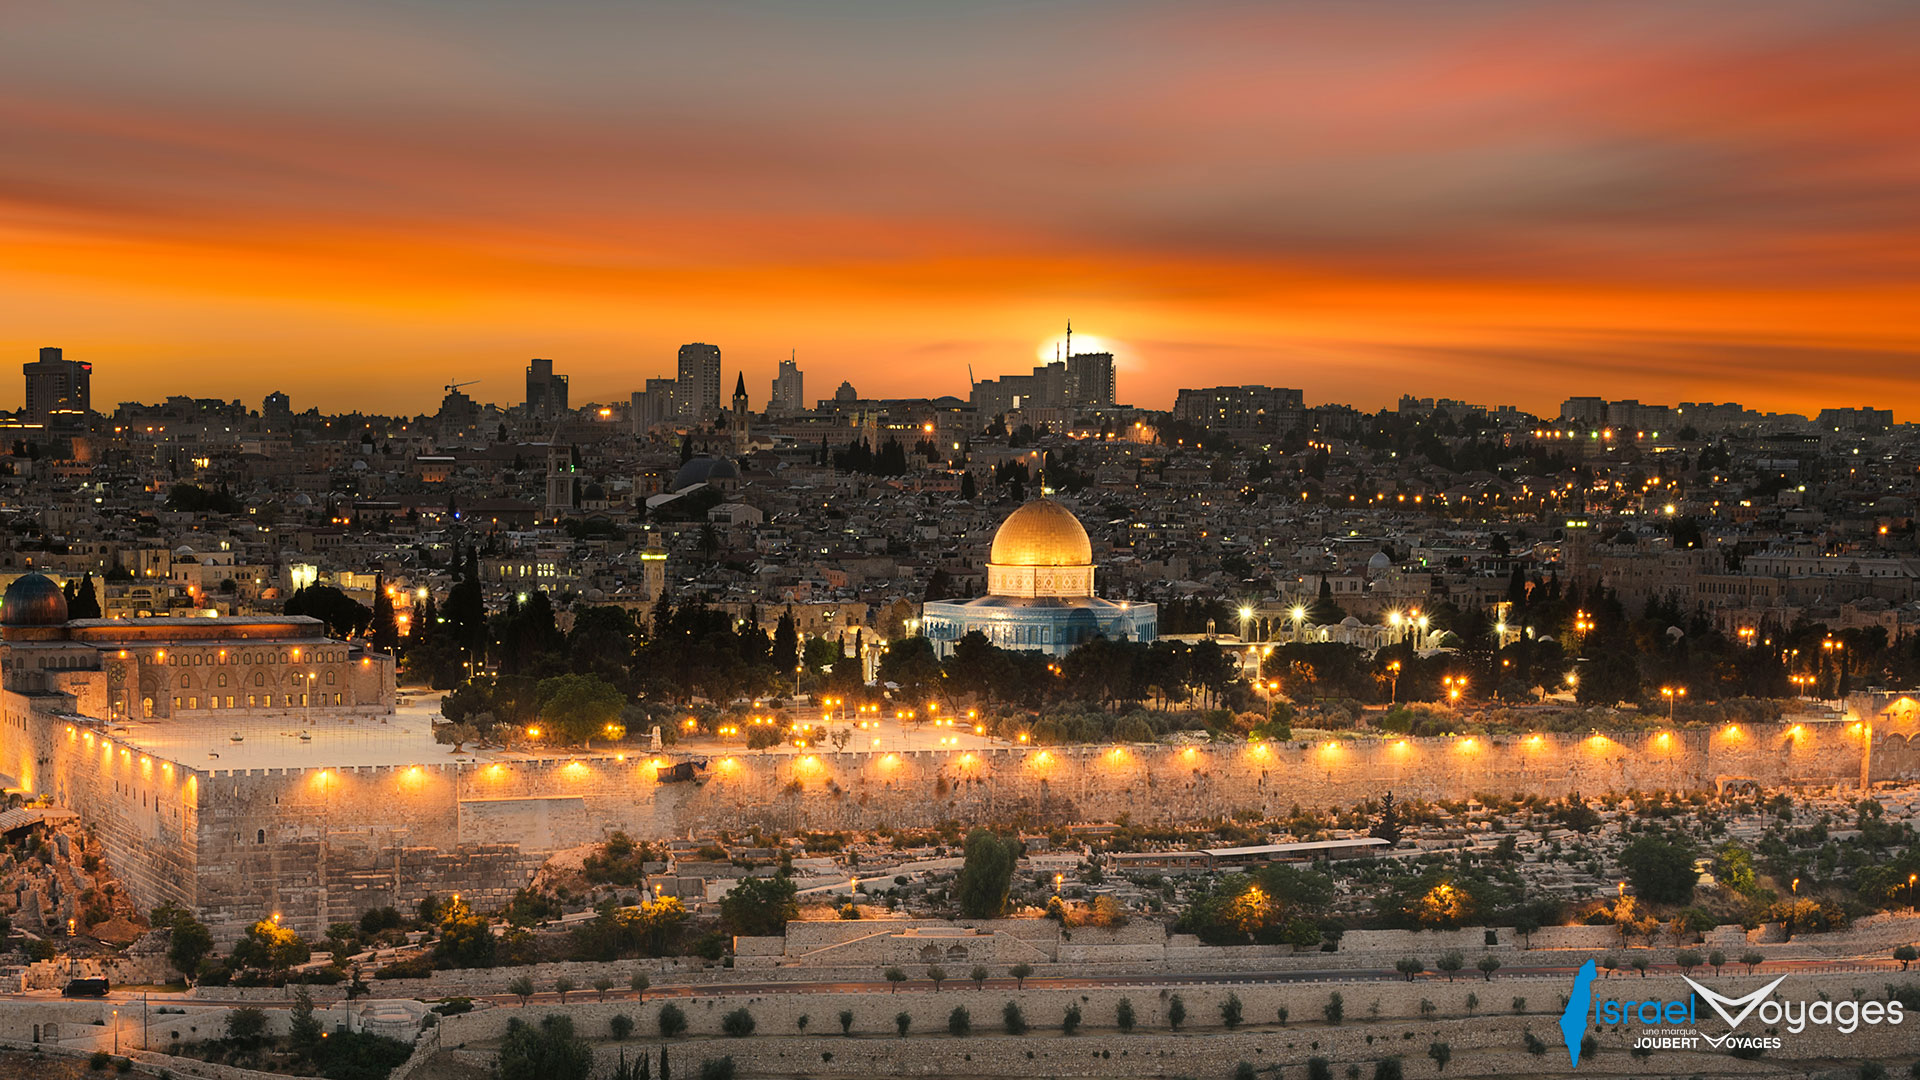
[
  {"xmin": 0, "ymin": 692, "xmax": 201, "ymax": 918},
  {"xmin": 13, "ymin": 711, "xmax": 1920, "ymax": 937}
]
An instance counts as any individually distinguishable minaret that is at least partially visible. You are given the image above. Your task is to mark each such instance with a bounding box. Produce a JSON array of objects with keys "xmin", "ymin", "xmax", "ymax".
[{"xmin": 1065, "ymin": 318, "xmax": 1072, "ymax": 360}]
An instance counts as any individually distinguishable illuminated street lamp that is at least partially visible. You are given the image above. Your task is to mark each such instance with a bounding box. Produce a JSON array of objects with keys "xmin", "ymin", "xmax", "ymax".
[
  {"xmin": 1386, "ymin": 661, "xmax": 1401, "ymax": 705},
  {"xmin": 1660, "ymin": 685, "xmax": 1686, "ymax": 720}
]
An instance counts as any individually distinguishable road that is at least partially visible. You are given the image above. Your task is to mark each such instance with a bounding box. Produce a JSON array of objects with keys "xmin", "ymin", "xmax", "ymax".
[{"xmin": 44, "ymin": 952, "xmax": 1900, "ymax": 1010}]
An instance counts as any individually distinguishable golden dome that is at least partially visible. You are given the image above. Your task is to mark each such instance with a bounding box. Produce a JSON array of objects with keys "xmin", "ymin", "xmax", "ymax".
[{"xmin": 989, "ymin": 498, "xmax": 1093, "ymax": 567}]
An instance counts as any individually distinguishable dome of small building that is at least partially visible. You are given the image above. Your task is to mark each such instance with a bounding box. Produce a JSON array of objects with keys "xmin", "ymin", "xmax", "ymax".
[
  {"xmin": 1368, "ymin": 550, "xmax": 1393, "ymax": 571},
  {"xmin": 2, "ymin": 573, "xmax": 69, "ymax": 626},
  {"xmin": 989, "ymin": 498, "xmax": 1093, "ymax": 568},
  {"xmin": 672, "ymin": 456, "xmax": 740, "ymax": 491}
]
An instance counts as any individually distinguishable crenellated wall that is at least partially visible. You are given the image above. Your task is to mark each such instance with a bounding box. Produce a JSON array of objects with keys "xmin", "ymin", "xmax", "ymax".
[{"xmin": 6, "ymin": 700, "xmax": 1919, "ymax": 939}]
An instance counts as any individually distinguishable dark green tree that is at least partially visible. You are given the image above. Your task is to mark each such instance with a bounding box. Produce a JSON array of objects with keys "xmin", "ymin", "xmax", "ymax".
[
  {"xmin": 953, "ymin": 830, "xmax": 1020, "ymax": 919},
  {"xmin": 369, "ymin": 574, "xmax": 400, "ymax": 653},
  {"xmin": 1620, "ymin": 833, "xmax": 1699, "ymax": 905},
  {"xmin": 497, "ymin": 1015, "xmax": 594, "ymax": 1080},
  {"xmin": 720, "ymin": 875, "xmax": 798, "ymax": 936}
]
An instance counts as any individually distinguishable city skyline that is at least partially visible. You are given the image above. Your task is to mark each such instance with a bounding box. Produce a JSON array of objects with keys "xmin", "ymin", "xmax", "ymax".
[{"xmin": 5, "ymin": 1, "xmax": 1920, "ymax": 415}]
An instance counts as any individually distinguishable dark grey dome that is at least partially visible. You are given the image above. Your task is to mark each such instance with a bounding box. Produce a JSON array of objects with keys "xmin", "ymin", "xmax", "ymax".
[
  {"xmin": 672, "ymin": 456, "xmax": 739, "ymax": 491},
  {"xmin": 2, "ymin": 573, "xmax": 69, "ymax": 626}
]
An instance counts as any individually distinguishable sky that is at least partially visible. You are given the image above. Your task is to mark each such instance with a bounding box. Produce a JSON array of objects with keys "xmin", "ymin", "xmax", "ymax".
[{"xmin": 3, "ymin": 1, "xmax": 1919, "ymax": 417}]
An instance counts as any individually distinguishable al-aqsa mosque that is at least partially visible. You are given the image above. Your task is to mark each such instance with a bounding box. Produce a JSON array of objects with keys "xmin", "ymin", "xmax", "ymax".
[{"xmin": 922, "ymin": 498, "xmax": 1156, "ymax": 657}]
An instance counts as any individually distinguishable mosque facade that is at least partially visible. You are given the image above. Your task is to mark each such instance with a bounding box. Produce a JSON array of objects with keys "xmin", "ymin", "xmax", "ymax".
[{"xmin": 922, "ymin": 498, "xmax": 1156, "ymax": 658}]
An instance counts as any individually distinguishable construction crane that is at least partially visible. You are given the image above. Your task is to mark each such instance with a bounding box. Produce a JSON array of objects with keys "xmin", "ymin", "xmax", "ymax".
[{"xmin": 443, "ymin": 378, "xmax": 480, "ymax": 395}]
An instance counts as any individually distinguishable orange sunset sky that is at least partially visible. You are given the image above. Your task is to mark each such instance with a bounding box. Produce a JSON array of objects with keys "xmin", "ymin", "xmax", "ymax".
[{"xmin": 3, "ymin": 1, "xmax": 1919, "ymax": 417}]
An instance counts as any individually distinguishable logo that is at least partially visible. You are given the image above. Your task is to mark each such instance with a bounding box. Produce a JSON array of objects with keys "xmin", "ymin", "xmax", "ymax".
[
  {"xmin": 1558, "ymin": 959, "xmax": 1595, "ymax": 1065},
  {"xmin": 1555, "ymin": 964, "xmax": 1907, "ymax": 1067},
  {"xmin": 1681, "ymin": 974, "xmax": 1786, "ymax": 1030}
]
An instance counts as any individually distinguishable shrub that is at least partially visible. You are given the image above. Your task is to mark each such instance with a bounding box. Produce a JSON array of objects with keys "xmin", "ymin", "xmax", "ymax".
[
  {"xmin": 1428, "ymin": 1042, "xmax": 1452, "ymax": 1072},
  {"xmin": 720, "ymin": 1008, "xmax": 755, "ymax": 1037},
  {"xmin": 696, "ymin": 1058, "xmax": 735, "ymax": 1080},
  {"xmin": 1512, "ymin": 996, "xmax": 1527, "ymax": 1014},
  {"xmin": 1003, "ymin": 1001, "xmax": 1028, "ymax": 1036},
  {"xmin": 89, "ymin": 1053, "xmax": 111, "ymax": 1071},
  {"xmin": 375, "ymin": 956, "xmax": 436, "ymax": 980},
  {"xmin": 609, "ymin": 1014, "xmax": 634, "ymax": 1041},
  {"xmin": 1168, "ymin": 994, "xmax": 1187, "ymax": 1030},
  {"xmin": 894, "ymin": 1012, "xmax": 911, "ymax": 1037},
  {"xmin": 839, "ymin": 1009, "xmax": 854, "ymax": 1035},
  {"xmin": 1220, "ymin": 993, "xmax": 1243, "ymax": 1029},
  {"xmin": 1307, "ymin": 1059, "xmax": 1333, "ymax": 1080},
  {"xmin": 1374, "ymin": 1056, "xmax": 1405, "ymax": 1080},
  {"xmin": 1234, "ymin": 1063, "xmax": 1256, "ymax": 1080},
  {"xmin": 225, "ymin": 1007, "xmax": 268, "ymax": 1042},
  {"xmin": 1062, "ymin": 1003, "xmax": 1081, "ymax": 1035},
  {"xmin": 658, "ymin": 1003, "xmax": 688, "ymax": 1038},
  {"xmin": 1115, "ymin": 997, "xmax": 1135, "ymax": 1033},
  {"xmin": 1524, "ymin": 1031, "xmax": 1548, "ymax": 1056},
  {"xmin": 1324, "ymin": 991, "xmax": 1344, "ymax": 1025},
  {"xmin": 948, "ymin": 1006, "xmax": 971, "ymax": 1037}
]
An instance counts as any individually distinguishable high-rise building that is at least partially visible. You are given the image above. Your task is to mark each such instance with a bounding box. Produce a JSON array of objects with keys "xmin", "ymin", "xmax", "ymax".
[
  {"xmin": 1066, "ymin": 350, "xmax": 1115, "ymax": 409},
  {"xmin": 23, "ymin": 347, "xmax": 91, "ymax": 421},
  {"xmin": 262, "ymin": 391, "xmax": 292, "ymax": 428},
  {"xmin": 525, "ymin": 358, "xmax": 569, "ymax": 419},
  {"xmin": 630, "ymin": 377, "xmax": 677, "ymax": 434},
  {"xmin": 675, "ymin": 343, "xmax": 722, "ymax": 419},
  {"xmin": 770, "ymin": 353, "xmax": 804, "ymax": 415}
]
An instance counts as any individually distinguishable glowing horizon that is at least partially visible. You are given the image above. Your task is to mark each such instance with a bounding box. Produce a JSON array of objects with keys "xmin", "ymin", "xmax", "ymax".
[{"xmin": 3, "ymin": 1, "xmax": 1918, "ymax": 418}]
